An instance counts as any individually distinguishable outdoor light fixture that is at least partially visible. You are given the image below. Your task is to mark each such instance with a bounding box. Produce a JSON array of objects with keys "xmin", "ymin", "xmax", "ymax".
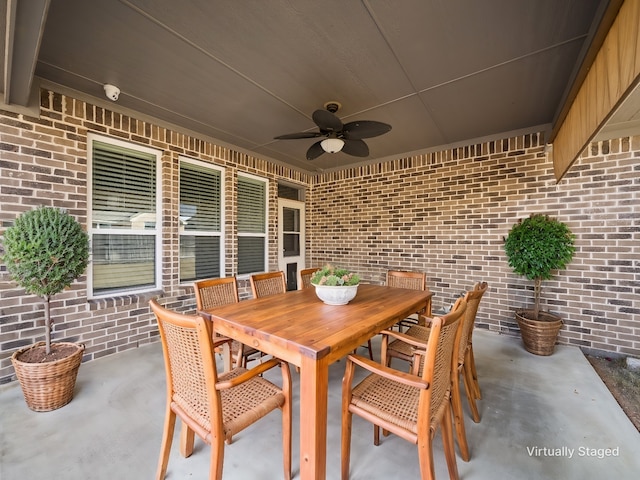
[{"xmin": 320, "ymin": 138, "xmax": 344, "ymax": 153}]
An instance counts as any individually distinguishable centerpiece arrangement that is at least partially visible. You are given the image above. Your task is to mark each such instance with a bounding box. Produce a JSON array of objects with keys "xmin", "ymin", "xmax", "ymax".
[{"xmin": 310, "ymin": 265, "xmax": 361, "ymax": 305}]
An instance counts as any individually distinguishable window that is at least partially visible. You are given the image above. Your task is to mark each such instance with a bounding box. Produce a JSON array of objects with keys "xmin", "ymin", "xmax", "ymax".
[
  {"xmin": 88, "ymin": 135, "xmax": 161, "ymax": 297},
  {"xmin": 237, "ymin": 174, "xmax": 267, "ymax": 275},
  {"xmin": 179, "ymin": 158, "xmax": 223, "ymax": 281}
]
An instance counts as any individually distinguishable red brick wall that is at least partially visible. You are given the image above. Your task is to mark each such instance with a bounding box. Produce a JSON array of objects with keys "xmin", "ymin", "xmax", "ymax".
[{"xmin": 1, "ymin": 89, "xmax": 638, "ymax": 384}]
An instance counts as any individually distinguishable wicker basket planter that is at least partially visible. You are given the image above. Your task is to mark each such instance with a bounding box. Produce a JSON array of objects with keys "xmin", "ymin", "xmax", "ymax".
[
  {"xmin": 11, "ymin": 342, "xmax": 85, "ymax": 412},
  {"xmin": 515, "ymin": 310, "xmax": 562, "ymax": 356}
]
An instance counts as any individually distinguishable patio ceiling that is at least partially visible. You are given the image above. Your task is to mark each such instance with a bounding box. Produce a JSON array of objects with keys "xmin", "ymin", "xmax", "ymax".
[{"xmin": 2, "ymin": 0, "xmax": 635, "ymax": 174}]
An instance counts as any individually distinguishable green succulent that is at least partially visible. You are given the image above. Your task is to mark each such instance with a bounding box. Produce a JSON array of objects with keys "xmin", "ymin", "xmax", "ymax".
[{"xmin": 311, "ymin": 264, "xmax": 360, "ymax": 286}]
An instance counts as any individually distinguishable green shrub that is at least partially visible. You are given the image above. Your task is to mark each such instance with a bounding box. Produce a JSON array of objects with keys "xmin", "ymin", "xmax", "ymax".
[
  {"xmin": 504, "ymin": 214, "xmax": 575, "ymax": 319},
  {"xmin": 2, "ymin": 207, "xmax": 89, "ymax": 352}
]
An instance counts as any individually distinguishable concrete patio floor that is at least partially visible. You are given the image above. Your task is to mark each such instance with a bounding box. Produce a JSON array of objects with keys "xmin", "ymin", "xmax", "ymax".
[{"xmin": 1, "ymin": 329, "xmax": 639, "ymax": 479}]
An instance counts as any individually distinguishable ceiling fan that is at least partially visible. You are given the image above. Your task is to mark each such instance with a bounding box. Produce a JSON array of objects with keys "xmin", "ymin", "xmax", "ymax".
[{"xmin": 274, "ymin": 102, "xmax": 392, "ymax": 160}]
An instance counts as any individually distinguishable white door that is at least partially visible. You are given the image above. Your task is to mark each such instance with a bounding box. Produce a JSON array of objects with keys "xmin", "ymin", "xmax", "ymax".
[{"xmin": 278, "ymin": 199, "xmax": 305, "ymax": 290}]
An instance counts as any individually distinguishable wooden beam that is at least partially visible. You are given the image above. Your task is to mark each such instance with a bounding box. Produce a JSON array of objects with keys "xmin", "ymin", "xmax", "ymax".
[{"xmin": 552, "ymin": 0, "xmax": 640, "ymax": 181}]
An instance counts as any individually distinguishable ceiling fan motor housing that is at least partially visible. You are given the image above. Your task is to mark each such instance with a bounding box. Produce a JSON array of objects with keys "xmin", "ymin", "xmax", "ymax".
[{"xmin": 324, "ymin": 101, "xmax": 341, "ymax": 113}]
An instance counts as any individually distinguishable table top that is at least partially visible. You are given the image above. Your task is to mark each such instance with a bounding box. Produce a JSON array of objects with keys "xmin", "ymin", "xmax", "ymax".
[{"xmin": 200, "ymin": 283, "xmax": 432, "ymax": 366}]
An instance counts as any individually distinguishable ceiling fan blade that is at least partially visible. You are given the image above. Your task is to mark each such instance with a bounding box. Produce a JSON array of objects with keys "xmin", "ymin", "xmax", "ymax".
[
  {"xmin": 342, "ymin": 120, "xmax": 392, "ymax": 140},
  {"xmin": 312, "ymin": 109, "xmax": 343, "ymax": 132},
  {"xmin": 341, "ymin": 139, "xmax": 369, "ymax": 157},
  {"xmin": 274, "ymin": 132, "xmax": 323, "ymax": 140},
  {"xmin": 306, "ymin": 141, "xmax": 326, "ymax": 160}
]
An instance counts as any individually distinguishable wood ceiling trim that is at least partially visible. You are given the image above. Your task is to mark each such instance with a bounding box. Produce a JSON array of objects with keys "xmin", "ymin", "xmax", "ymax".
[{"xmin": 552, "ymin": 0, "xmax": 640, "ymax": 180}]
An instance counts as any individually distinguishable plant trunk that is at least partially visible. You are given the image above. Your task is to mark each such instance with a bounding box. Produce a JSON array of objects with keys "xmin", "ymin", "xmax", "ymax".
[
  {"xmin": 533, "ymin": 278, "xmax": 542, "ymax": 321},
  {"xmin": 44, "ymin": 295, "xmax": 52, "ymax": 355}
]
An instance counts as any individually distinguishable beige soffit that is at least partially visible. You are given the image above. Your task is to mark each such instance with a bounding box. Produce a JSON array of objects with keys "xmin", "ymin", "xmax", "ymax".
[{"xmin": 551, "ymin": 0, "xmax": 640, "ymax": 181}]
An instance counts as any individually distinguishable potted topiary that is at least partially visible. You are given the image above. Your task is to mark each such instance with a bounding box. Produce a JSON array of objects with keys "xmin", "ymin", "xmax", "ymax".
[
  {"xmin": 1, "ymin": 206, "xmax": 90, "ymax": 411},
  {"xmin": 310, "ymin": 264, "xmax": 361, "ymax": 305},
  {"xmin": 503, "ymin": 214, "xmax": 576, "ymax": 356}
]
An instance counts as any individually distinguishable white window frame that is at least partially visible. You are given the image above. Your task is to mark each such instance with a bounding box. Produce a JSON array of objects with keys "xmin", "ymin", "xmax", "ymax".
[
  {"xmin": 87, "ymin": 133, "xmax": 162, "ymax": 299},
  {"xmin": 237, "ymin": 172, "xmax": 268, "ymax": 277},
  {"xmin": 178, "ymin": 156, "xmax": 225, "ymax": 282}
]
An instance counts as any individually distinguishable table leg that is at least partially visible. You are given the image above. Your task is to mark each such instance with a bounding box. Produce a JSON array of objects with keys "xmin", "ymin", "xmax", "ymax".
[{"xmin": 299, "ymin": 355, "xmax": 329, "ymax": 480}]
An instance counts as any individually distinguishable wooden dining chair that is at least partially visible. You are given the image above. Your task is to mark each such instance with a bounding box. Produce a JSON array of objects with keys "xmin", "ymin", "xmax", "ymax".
[
  {"xmin": 387, "ymin": 270, "xmax": 431, "ymax": 328},
  {"xmin": 250, "ymin": 271, "xmax": 287, "ymax": 298},
  {"xmin": 381, "ymin": 282, "xmax": 489, "ymax": 462},
  {"xmin": 149, "ymin": 299, "xmax": 292, "ymax": 480},
  {"xmin": 299, "ymin": 267, "xmax": 319, "ymax": 290},
  {"xmin": 341, "ymin": 297, "xmax": 467, "ymax": 480},
  {"xmin": 193, "ymin": 277, "xmax": 261, "ymax": 371}
]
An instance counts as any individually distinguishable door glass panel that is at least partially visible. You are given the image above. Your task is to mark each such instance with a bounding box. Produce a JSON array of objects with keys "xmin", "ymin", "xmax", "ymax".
[
  {"xmin": 282, "ymin": 207, "xmax": 300, "ymax": 257},
  {"xmin": 283, "ymin": 233, "xmax": 300, "ymax": 257}
]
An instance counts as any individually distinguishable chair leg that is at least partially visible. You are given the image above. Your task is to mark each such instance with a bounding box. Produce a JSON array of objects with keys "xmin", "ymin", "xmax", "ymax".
[
  {"xmin": 468, "ymin": 345, "xmax": 482, "ymax": 399},
  {"xmin": 179, "ymin": 422, "xmax": 196, "ymax": 457},
  {"xmin": 281, "ymin": 362, "xmax": 292, "ymax": 480},
  {"xmin": 367, "ymin": 339, "xmax": 373, "ymax": 360},
  {"xmin": 342, "ymin": 409, "xmax": 353, "ymax": 480},
  {"xmin": 451, "ymin": 371, "xmax": 470, "ymax": 462},
  {"xmin": 342, "ymin": 360, "xmax": 355, "ymax": 480},
  {"xmin": 156, "ymin": 408, "xmax": 176, "ymax": 480},
  {"xmin": 416, "ymin": 428, "xmax": 436, "ymax": 480},
  {"xmin": 463, "ymin": 360, "xmax": 481, "ymax": 423},
  {"xmin": 209, "ymin": 433, "xmax": 225, "ymax": 480},
  {"xmin": 441, "ymin": 402, "xmax": 460, "ymax": 480}
]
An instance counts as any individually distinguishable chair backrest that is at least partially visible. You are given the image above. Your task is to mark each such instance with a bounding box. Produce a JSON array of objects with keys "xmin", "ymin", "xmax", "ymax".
[
  {"xmin": 149, "ymin": 298, "xmax": 221, "ymax": 438},
  {"xmin": 250, "ymin": 271, "xmax": 287, "ymax": 298},
  {"xmin": 386, "ymin": 270, "xmax": 427, "ymax": 291},
  {"xmin": 457, "ymin": 282, "xmax": 488, "ymax": 365},
  {"xmin": 193, "ymin": 276, "xmax": 239, "ymax": 310},
  {"xmin": 299, "ymin": 268, "xmax": 318, "ymax": 290},
  {"xmin": 418, "ymin": 296, "xmax": 467, "ymax": 425}
]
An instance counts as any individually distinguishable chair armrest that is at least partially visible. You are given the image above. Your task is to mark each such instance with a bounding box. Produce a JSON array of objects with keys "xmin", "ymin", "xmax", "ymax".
[
  {"xmin": 346, "ymin": 354, "xmax": 429, "ymax": 390},
  {"xmin": 212, "ymin": 336, "xmax": 233, "ymax": 349},
  {"xmin": 380, "ymin": 329, "xmax": 430, "ymax": 350},
  {"xmin": 215, "ymin": 358, "xmax": 286, "ymax": 390}
]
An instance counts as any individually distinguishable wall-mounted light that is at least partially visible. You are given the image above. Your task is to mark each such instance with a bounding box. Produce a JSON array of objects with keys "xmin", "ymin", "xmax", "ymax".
[{"xmin": 320, "ymin": 138, "xmax": 344, "ymax": 153}]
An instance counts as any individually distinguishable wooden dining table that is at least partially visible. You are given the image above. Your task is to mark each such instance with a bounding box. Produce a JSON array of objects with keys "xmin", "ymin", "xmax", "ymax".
[{"xmin": 199, "ymin": 283, "xmax": 433, "ymax": 480}]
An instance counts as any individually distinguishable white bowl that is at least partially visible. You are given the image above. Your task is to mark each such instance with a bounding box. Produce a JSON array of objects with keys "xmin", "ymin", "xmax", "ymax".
[{"xmin": 313, "ymin": 284, "xmax": 359, "ymax": 305}]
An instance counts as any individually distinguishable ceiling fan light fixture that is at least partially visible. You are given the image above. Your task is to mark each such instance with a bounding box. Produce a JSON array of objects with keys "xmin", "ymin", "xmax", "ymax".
[{"xmin": 321, "ymin": 138, "xmax": 344, "ymax": 153}]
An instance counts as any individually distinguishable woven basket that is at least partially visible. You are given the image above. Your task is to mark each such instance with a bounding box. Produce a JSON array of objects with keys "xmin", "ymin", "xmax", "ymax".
[
  {"xmin": 11, "ymin": 342, "xmax": 85, "ymax": 412},
  {"xmin": 516, "ymin": 310, "xmax": 562, "ymax": 356}
]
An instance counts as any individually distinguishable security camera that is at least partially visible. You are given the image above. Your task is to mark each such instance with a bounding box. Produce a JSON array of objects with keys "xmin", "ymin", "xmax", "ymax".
[{"xmin": 103, "ymin": 84, "xmax": 120, "ymax": 101}]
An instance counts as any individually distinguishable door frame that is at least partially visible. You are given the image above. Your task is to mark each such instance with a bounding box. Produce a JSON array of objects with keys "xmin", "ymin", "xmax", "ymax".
[{"xmin": 277, "ymin": 198, "xmax": 306, "ymax": 290}]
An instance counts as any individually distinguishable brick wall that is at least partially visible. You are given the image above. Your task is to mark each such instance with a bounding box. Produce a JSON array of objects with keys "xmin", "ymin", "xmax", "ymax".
[
  {"xmin": 309, "ymin": 135, "xmax": 640, "ymax": 357},
  {"xmin": 1, "ymin": 89, "xmax": 639, "ymax": 384},
  {"xmin": 0, "ymin": 90, "xmax": 308, "ymax": 384}
]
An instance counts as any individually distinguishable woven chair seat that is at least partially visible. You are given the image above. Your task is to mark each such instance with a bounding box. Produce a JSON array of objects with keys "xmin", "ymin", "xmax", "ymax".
[
  {"xmin": 219, "ymin": 368, "xmax": 286, "ymax": 440},
  {"xmin": 351, "ymin": 374, "xmax": 420, "ymax": 434}
]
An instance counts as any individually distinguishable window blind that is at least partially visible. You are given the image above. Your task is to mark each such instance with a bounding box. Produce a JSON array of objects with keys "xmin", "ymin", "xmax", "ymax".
[
  {"xmin": 90, "ymin": 139, "xmax": 158, "ymax": 296},
  {"xmin": 237, "ymin": 175, "xmax": 266, "ymax": 274},
  {"xmin": 179, "ymin": 160, "xmax": 222, "ymax": 281},
  {"xmin": 92, "ymin": 141, "xmax": 156, "ymax": 229}
]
